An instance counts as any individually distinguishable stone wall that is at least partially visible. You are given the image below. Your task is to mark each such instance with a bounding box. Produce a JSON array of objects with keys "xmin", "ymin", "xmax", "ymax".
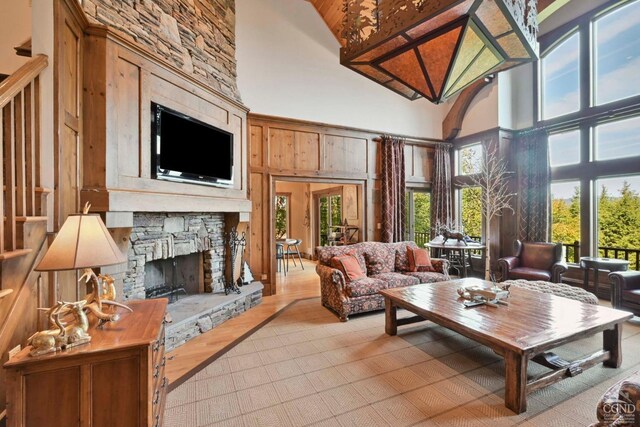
[
  {"xmin": 82, "ymin": 0, "xmax": 241, "ymax": 102},
  {"xmin": 125, "ymin": 213, "xmax": 225, "ymax": 300}
]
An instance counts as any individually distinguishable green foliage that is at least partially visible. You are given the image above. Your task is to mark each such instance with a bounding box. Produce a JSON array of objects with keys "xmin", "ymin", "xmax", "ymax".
[
  {"xmin": 461, "ymin": 187, "xmax": 482, "ymax": 237},
  {"xmin": 413, "ymin": 192, "xmax": 431, "ymax": 234},
  {"xmin": 552, "ymin": 181, "xmax": 640, "ymax": 268},
  {"xmin": 275, "ymin": 195, "xmax": 288, "ymax": 239}
]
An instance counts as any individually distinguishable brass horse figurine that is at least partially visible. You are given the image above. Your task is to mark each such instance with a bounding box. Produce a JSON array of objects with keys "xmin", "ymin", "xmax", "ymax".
[{"xmin": 440, "ymin": 227, "xmax": 467, "ymax": 246}]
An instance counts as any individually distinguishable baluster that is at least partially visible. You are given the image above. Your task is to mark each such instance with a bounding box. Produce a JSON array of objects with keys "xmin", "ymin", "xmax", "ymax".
[
  {"xmin": 3, "ymin": 101, "xmax": 16, "ymax": 251},
  {"xmin": 34, "ymin": 76, "xmax": 41, "ymax": 190},
  {"xmin": 24, "ymin": 81, "xmax": 35, "ymax": 216},
  {"xmin": 15, "ymin": 90, "xmax": 26, "ymax": 218},
  {"xmin": 0, "ymin": 102, "xmax": 4, "ymax": 253}
]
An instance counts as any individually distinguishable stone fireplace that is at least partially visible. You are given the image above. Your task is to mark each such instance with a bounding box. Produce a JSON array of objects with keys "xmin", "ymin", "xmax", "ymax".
[
  {"xmin": 123, "ymin": 213, "xmax": 225, "ymax": 301},
  {"xmin": 120, "ymin": 212, "xmax": 262, "ymax": 350}
]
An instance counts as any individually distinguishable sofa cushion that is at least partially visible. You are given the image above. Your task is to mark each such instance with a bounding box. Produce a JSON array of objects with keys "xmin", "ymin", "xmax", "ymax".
[
  {"xmin": 623, "ymin": 289, "xmax": 640, "ymax": 304},
  {"xmin": 407, "ymin": 247, "xmax": 435, "ymax": 272},
  {"xmin": 509, "ymin": 267, "xmax": 552, "ymax": 282},
  {"xmin": 370, "ymin": 272, "xmax": 420, "ymax": 288},
  {"xmin": 403, "ymin": 271, "xmax": 447, "ymax": 284},
  {"xmin": 393, "ymin": 241, "xmax": 418, "ymax": 271},
  {"xmin": 330, "ymin": 252, "xmax": 366, "ymax": 283},
  {"xmin": 364, "ymin": 247, "xmax": 395, "ymax": 275},
  {"xmin": 345, "ymin": 277, "xmax": 387, "ymax": 297}
]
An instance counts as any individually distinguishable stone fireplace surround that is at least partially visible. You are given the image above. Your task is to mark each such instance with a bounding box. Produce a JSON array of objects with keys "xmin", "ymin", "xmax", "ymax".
[
  {"xmin": 124, "ymin": 212, "xmax": 226, "ymax": 300},
  {"xmin": 122, "ymin": 212, "xmax": 262, "ymax": 350}
]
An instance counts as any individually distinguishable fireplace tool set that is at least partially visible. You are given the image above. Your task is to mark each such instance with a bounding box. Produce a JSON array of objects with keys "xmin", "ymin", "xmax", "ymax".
[{"xmin": 225, "ymin": 227, "xmax": 246, "ymax": 295}]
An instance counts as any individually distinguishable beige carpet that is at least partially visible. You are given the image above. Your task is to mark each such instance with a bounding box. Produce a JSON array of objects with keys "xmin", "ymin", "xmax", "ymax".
[{"xmin": 165, "ymin": 298, "xmax": 640, "ymax": 427}]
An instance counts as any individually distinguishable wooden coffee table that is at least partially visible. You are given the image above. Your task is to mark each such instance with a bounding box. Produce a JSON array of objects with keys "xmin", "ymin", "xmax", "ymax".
[{"xmin": 380, "ymin": 278, "xmax": 633, "ymax": 414}]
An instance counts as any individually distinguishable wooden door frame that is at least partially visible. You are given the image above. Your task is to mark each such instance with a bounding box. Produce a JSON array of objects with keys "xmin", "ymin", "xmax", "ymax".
[{"xmin": 270, "ymin": 177, "xmax": 366, "ymax": 291}]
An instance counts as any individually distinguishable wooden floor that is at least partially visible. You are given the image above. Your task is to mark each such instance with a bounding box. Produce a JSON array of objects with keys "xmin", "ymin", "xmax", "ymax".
[{"xmin": 165, "ymin": 258, "xmax": 321, "ymax": 389}]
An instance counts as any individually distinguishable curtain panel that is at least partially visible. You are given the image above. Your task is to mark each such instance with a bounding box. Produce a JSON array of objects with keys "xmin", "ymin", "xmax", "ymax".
[
  {"xmin": 431, "ymin": 144, "xmax": 453, "ymax": 237},
  {"xmin": 516, "ymin": 128, "xmax": 550, "ymax": 242},
  {"xmin": 380, "ymin": 135, "xmax": 406, "ymax": 243}
]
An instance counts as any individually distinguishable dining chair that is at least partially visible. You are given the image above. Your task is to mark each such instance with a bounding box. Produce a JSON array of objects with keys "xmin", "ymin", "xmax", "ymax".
[
  {"xmin": 275, "ymin": 242, "xmax": 286, "ymax": 275},
  {"xmin": 285, "ymin": 239, "xmax": 304, "ymax": 271}
]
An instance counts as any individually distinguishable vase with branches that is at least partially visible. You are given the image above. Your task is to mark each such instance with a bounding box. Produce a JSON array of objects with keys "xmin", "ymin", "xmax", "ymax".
[{"xmin": 463, "ymin": 144, "xmax": 515, "ymax": 281}]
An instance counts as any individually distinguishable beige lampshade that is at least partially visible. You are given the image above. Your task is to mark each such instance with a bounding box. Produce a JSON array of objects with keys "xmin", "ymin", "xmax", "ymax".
[{"xmin": 35, "ymin": 214, "xmax": 127, "ymax": 271}]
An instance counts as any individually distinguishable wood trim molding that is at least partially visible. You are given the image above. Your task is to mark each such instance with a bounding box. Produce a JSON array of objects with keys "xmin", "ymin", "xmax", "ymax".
[
  {"xmin": 248, "ymin": 113, "xmax": 443, "ymax": 145},
  {"xmin": 442, "ymin": 78, "xmax": 492, "ymax": 141}
]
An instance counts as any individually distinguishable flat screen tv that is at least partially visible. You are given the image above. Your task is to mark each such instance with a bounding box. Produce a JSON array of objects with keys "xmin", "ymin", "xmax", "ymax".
[{"xmin": 151, "ymin": 102, "xmax": 233, "ymax": 187}]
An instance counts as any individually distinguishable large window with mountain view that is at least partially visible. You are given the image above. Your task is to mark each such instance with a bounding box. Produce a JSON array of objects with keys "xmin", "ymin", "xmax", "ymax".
[{"xmin": 542, "ymin": 0, "xmax": 640, "ymax": 269}]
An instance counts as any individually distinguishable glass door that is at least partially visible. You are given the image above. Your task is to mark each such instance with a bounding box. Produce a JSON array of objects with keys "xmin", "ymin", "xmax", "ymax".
[
  {"xmin": 318, "ymin": 193, "xmax": 342, "ymax": 246},
  {"xmin": 405, "ymin": 189, "xmax": 431, "ymax": 247}
]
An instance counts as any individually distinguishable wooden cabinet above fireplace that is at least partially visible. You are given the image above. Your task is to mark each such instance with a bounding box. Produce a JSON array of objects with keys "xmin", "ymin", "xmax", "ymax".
[{"xmin": 81, "ymin": 27, "xmax": 251, "ymax": 219}]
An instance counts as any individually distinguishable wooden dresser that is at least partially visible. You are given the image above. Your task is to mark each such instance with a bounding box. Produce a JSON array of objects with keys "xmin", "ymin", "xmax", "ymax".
[{"xmin": 3, "ymin": 299, "xmax": 168, "ymax": 427}]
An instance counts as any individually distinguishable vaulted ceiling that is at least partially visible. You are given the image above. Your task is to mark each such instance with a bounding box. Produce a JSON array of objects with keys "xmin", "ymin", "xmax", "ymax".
[{"xmin": 309, "ymin": 0, "xmax": 563, "ymax": 47}]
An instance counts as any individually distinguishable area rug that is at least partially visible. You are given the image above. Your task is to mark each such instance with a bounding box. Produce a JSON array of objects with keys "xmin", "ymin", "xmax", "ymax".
[{"xmin": 164, "ymin": 298, "xmax": 640, "ymax": 426}]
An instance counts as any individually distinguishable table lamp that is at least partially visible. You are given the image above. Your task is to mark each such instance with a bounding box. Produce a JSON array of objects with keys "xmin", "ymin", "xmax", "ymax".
[{"xmin": 35, "ymin": 203, "xmax": 131, "ymax": 327}]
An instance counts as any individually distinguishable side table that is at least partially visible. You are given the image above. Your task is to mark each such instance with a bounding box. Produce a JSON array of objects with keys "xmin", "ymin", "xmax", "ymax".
[{"xmin": 579, "ymin": 257, "xmax": 629, "ymax": 299}]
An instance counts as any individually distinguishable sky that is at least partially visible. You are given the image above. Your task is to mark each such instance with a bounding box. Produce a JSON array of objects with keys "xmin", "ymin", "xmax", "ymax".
[
  {"xmin": 542, "ymin": 0, "xmax": 640, "ymax": 119},
  {"xmin": 551, "ymin": 175, "xmax": 640, "ymax": 200}
]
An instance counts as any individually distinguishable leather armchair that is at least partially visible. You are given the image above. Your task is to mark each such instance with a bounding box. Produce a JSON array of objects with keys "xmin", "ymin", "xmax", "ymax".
[
  {"xmin": 498, "ymin": 240, "xmax": 568, "ymax": 283},
  {"xmin": 608, "ymin": 270, "xmax": 640, "ymax": 316}
]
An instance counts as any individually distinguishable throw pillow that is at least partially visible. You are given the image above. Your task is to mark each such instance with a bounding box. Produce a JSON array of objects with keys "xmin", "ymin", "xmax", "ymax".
[
  {"xmin": 364, "ymin": 248, "xmax": 395, "ymax": 275},
  {"xmin": 407, "ymin": 247, "xmax": 435, "ymax": 272},
  {"xmin": 395, "ymin": 243, "xmax": 417, "ymax": 271},
  {"xmin": 330, "ymin": 252, "xmax": 367, "ymax": 282}
]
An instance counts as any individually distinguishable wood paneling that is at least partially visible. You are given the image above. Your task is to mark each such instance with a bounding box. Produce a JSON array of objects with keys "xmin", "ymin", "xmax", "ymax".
[
  {"xmin": 324, "ymin": 135, "xmax": 367, "ymax": 174},
  {"xmin": 115, "ymin": 58, "xmax": 140, "ymax": 178},
  {"xmin": 248, "ymin": 113, "xmax": 440, "ymax": 294},
  {"xmin": 268, "ymin": 128, "xmax": 320, "ymax": 171},
  {"xmin": 250, "ymin": 125, "xmax": 263, "ymax": 168}
]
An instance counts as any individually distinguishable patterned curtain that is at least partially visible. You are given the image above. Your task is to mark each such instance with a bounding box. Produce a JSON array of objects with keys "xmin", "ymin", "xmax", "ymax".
[
  {"xmin": 431, "ymin": 144, "xmax": 453, "ymax": 237},
  {"xmin": 380, "ymin": 135, "xmax": 406, "ymax": 243},
  {"xmin": 516, "ymin": 128, "xmax": 550, "ymax": 242}
]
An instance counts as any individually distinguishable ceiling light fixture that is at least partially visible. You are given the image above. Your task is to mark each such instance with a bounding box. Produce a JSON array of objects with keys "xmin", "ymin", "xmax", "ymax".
[{"xmin": 341, "ymin": 0, "xmax": 539, "ymax": 104}]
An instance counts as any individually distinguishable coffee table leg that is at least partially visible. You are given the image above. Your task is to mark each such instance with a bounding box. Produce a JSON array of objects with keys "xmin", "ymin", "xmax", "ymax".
[
  {"xmin": 603, "ymin": 323, "xmax": 622, "ymax": 368},
  {"xmin": 384, "ymin": 297, "xmax": 397, "ymax": 336},
  {"xmin": 504, "ymin": 351, "xmax": 528, "ymax": 414}
]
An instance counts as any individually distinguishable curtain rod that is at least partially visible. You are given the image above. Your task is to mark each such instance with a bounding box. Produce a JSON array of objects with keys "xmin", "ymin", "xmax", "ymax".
[{"xmin": 373, "ymin": 136, "xmax": 452, "ymax": 147}]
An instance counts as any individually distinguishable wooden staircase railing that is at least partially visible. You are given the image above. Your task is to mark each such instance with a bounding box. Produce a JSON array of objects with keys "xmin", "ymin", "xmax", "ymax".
[{"xmin": 0, "ymin": 54, "xmax": 48, "ymax": 259}]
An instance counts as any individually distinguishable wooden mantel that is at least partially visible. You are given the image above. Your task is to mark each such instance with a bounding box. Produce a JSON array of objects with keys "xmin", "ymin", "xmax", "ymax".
[{"xmin": 81, "ymin": 26, "xmax": 251, "ymax": 225}]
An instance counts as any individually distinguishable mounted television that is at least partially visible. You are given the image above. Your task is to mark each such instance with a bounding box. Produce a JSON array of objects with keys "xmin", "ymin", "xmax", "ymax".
[{"xmin": 151, "ymin": 102, "xmax": 233, "ymax": 187}]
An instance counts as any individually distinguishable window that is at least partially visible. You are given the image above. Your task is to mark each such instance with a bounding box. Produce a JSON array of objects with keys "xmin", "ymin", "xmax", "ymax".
[
  {"xmin": 540, "ymin": 32, "xmax": 580, "ymax": 120},
  {"xmin": 597, "ymin": 176, "xmax": 640, "ymax": 257},
  {"xmin": 548, "ymin": 130, "xmax": 581, "ymax": 167},
  {"xmin": 594, "ymin": 0, "xmax": 640, "ymax": 105},
  {"xmin": 551, "ymin": 181, "xmax": 581, "ymax": 261},
  {"xmin": 456, "ymin": 144, "xmax": 483, "ymax": 176},
  {"xmin": 595, "ymin": 116, "xmax": 640, "ymax": 161},
  {"xmin": 274, "ymin": 194, "xmax": 290, "ymax": 240},
  {"xmin": 459, "ymin": 187, "xmax": 482, "ymax": 238},
  {"xmin": 541, "ymin": 0, "xmax": 640, "ymax": 269},
  {"xmin": 405, "ymin": 190, "xmax": 431, "ymax": 246}
]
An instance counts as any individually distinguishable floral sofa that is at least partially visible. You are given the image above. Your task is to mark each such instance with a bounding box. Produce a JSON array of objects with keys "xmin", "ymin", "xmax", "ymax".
[{"xmin": 315, "ymin": 241, "xmax": 450, "ymax": 321}]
